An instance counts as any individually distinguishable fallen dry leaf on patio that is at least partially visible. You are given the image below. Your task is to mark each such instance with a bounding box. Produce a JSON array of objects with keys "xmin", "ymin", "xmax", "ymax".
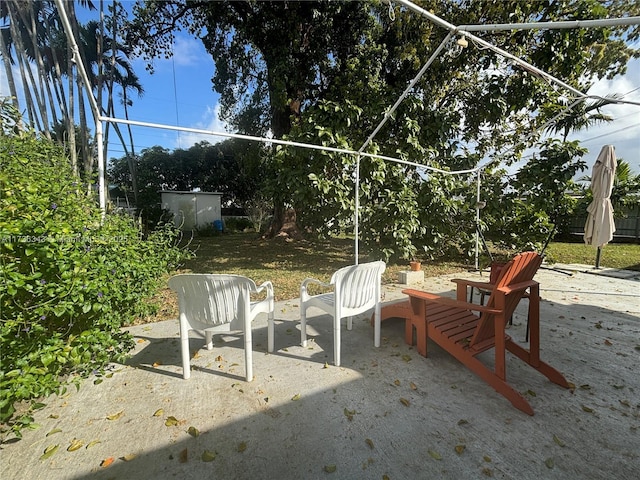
[
  {"xmin": 291, "ymin": 393, "xmax": 301, "ymax": 401},
  {"xmin": 106, "ymin": 410, "xmax": 124, "ymax": 421},
  {"xmin": 137, "ymin": 338, "xmax": 145, "ymax": 343},
  {"xmin": 581, "ymin": 405, "xmax": 594, "ymax": 413},
  {"xmin": 344, "ymin": 408, "xmax": 356, "ymax": 421},
  {"xmin": 402, "ymin": 354, "xmax": 412, "ymax": 362},
  {"xmin": 400, "ymin": 398, "xmax": 410, "ymax": 407},
  {"xmin": 484, "ymin": 455, "xmax": 492, "ymax": 462},
  {"xmin": 46, "ymin": 428, "xmax": 62, "ymax": 437},
  {"xmin": 553, "ymin": 434, "xmax": 565, "ymax": 447},
  {"xmin": 324, "ymin": 465, "xmax": 337, "ymax": 473},
  {"xmin": 67, "ymin": 439, "xmax": 83, "ymax": 451},
  {"xmin": 458, "ymin": 419, "xmax": 469, "ymax": 426},
  {"xmin": 394, "ymin": 379, "xmax": 401, "ymax": 386},
  {"xmin": 179, "ymin": 449, "xmax": 188, "ymax": 463},
  {"xmin": 122, "ymin": 453, "xmax": 137, "ymax": 461},
  {"xmin": 187, "ymin": 426, "xmax": 200, "ymax": 437},
  {"xmin": 201, "ymin": 450, "xmax": 217, "ymax": 462},
  {"xmin": 40, "ymin": 444, "xmax": 59, "ymax": 460},
  {"xmin": 152, "ymin": 361, "xmax": 162, "ymax": 367},
  {"xmin": 455, "ymin": 445, "xmax": 466, "ymax": 454},
  {"xmin": 237, "ymin": 441, "xmax": 247, "ymax": 452},
  {"xmin": 482, "ymin": 467, "xmax": 493, "ymax": 477},
  {"xmin": 365, "ymin": 438, "xmax": 374, "ymax": 449},
  {"xmin": 153, "ymin": 408, "xmax": 164, "ymax": 417},
  {"xmin": 100, "ymin": 457, "xmax": 115, "ymax": 468},
  {"xmin": 410, "ymin": 382, "xmax": 417, "ymax": 390},
  {"xmin": 545, "ymin": 457, "xmax": 555, "ymax": 469},
  {"xmin": 428, "ymin": 450, "xmax": 442, "ymax": 460},
  {"xmin": 86, "ymin": 440, "xmax": 101, "ymax": 449},
  {"xmin": 215, "ymin": 355, "xmax": 224, "ymax": 362},
  {"xmin": 604, "ymin": 339, "xmax": 612, "ymax": 346},
  {"xmin": 165, "ymin": 416, "xmax": 180, "ymax": 426}
]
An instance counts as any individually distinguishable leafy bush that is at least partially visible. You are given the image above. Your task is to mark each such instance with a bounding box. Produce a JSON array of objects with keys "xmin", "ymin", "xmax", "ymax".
[
  {"xmin": 0, "ymin": 128, "xmax": 189, "ymax": 438},
  {"xmin": 223, "ymin": 216, "xmax": 254, "ymax": 233}
]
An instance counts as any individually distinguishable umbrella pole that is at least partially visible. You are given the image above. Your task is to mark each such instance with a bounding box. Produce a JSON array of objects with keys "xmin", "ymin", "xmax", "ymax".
[{"xmin": 595, "ymin": 246, "xmax": 602, "ymax": 269}]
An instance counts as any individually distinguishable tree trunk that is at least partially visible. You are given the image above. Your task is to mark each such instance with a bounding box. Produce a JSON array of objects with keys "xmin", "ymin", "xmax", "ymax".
[
  {"xmin": 0, "ymin": 24, "xmax": 19, "ymax": 110},
  {"xmin": 263, "ymin": 83, "xmax": 303, "ymax": 238}
]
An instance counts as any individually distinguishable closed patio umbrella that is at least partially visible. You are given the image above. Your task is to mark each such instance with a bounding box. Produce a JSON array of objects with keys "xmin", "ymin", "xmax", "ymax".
[{"xmin": 584, "ymin": 145, "xmax": 617, "ymax": 268}]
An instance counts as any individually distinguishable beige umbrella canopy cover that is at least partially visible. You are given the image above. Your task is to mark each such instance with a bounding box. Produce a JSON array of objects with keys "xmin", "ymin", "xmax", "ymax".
[{"xmin": 584, "ymin": 145, "xmax": 617, "ymax": 248}]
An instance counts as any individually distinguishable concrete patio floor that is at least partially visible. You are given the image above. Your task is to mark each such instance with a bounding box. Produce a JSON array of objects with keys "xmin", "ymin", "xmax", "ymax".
[{"xmin": 1, "ymin": 264, "xmax": 639, "ymax": 480}]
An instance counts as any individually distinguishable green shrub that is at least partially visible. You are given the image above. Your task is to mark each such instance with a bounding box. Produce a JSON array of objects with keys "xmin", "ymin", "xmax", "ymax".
[
  {"xmin": 223, "ymin": 216, "xmax": 253, "ymax": 233},
  {"xmin": 0, "ymin": 128, "xmax": 189, "ymax": 438}
]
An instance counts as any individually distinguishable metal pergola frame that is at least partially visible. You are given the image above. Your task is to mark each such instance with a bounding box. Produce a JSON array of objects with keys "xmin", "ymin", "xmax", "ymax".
[{"xmin": 53, "ymin": 0, "xmax": 640, "ymax": 267}]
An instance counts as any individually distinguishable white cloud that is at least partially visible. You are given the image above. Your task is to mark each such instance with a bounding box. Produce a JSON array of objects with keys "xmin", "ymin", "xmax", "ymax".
[
  {"xmin": 170, "ymin": 36, "xmax": 206, "ymax": 67},
  {"xmin": 569, "ymin": 57, "xmax": 640, "ymax": 173},
  {"xmin": 174, "ymin": 103, "xmax": 231, "ymax": 148}
]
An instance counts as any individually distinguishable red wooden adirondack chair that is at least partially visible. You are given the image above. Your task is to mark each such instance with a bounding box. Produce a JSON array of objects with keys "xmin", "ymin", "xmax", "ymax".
[{"xmin": 402, "ymin": 251, "xmax": 570, "ymax": 415}]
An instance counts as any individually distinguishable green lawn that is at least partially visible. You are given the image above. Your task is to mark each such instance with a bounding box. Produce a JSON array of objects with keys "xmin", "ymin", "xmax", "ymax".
[
  {"xmin": 168, "ymin": 233, "xmax": 640, "ymax": 303},
  {"xmin": 543, "ymin": 242, "xmax": 639, "ymax": 271}
]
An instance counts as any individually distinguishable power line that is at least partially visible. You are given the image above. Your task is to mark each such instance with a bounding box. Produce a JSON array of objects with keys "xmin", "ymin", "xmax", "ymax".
[{"xmin": 578, "ymin": 122, "xmax": 640, "ymax": 144}]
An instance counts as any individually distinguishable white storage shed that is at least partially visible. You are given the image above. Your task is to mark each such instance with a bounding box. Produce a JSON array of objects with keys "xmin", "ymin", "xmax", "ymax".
[{"xmin": 161, "ymin": 191, "xmax": 223, "ymax": 231}]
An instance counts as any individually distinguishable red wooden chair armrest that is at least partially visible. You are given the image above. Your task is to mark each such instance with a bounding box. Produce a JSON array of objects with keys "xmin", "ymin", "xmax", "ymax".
[{"xmin": 401, "ymin": 288, "xmax": 502, "ymax": 315}]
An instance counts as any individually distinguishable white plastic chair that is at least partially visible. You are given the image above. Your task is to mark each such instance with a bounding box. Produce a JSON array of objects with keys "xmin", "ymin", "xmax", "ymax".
[
  {"xmin": 168, "ymin": 274, "xmax": 275, "ymax": 381},
  {"xmin": 300, "ymin": 261, "xmax": 386, "ymax": 366}
]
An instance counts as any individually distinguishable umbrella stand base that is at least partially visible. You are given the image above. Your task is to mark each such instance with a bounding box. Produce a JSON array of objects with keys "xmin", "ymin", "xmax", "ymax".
[{"xmin": 595, "ymin": 246, "xmax": 602, "ymax": 269}]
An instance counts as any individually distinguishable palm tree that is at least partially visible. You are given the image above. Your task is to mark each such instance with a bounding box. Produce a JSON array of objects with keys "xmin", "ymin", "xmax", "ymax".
[
  {"xmin": 1, "ymin": 0, "xmax": 143, "ymax": 197},
  {"xmin": 543, "ymin": 94, "xmax": 620, "ymax": 142},
  {"xmin": 580, "ymin": 159, "xmax": 640, "ymax": 216}
]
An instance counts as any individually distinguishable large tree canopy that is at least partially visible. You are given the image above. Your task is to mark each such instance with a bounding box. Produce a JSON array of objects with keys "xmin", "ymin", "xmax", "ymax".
[{"xmin": 124, "ymin": 0, "xmax": 638, "ymax": 259}]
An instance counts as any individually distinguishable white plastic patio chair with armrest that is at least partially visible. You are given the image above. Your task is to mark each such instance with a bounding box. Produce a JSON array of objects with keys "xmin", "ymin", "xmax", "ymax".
[
  {"xmin": 299, "ymin": 261, "xmax": 386, "ymax": 366},
  {"xmin": 168, "ymin": 274, "xmax": 275, "ymax": 381}
]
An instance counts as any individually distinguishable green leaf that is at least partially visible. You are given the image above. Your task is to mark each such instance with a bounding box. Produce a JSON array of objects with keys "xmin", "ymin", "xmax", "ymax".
[
  {"xmin": 553, "ymin": 434, "xmax": 565, "ymax": 447},
  {"xmin": 40, "ymin": 444, "xmax": 59, "ymax": 460},
  {"xmin": 201, "ymin": 450, "xmax": 217, "ymax": 462},
  {"xmin": 165, "ymin": 416, "xmax": 179, "ymax": 426},
  {"xmin": 428, "ymin": 450, "xmax": 442, "ymax": 460}
]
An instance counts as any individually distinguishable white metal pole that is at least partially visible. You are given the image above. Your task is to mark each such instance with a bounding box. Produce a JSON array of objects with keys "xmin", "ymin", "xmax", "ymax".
[
  {"xmin": 458, "ymin": 17, "xmax": 640, "ymax": 32},
  {"xmin": 354, "ymin": 156, "xmax": 360, "ymax": 264},
  {"xmin": 101, "ymin": 116, "xmax": 478, "ymax": 176},
  {"xmin": 475, "ymin": 170, "xmax": 481, "ymax": 271},
  {"xmin": 395, "ymin": 0, "xmax": 585, "ymax": 99},
  {"xmin": 357, "ymin": 31, "xmax": 454, "ymax": 155},
  {"xmin": 396, "ymin": 0, "xmax": 640, "ymax": 107},
  {"xmin": 54, "ymin": 0, "xmax": 106, "ymax": 216},
  {"xmin": 96, "ymin": 120, "xmax": 106, "ymax": 217}
]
